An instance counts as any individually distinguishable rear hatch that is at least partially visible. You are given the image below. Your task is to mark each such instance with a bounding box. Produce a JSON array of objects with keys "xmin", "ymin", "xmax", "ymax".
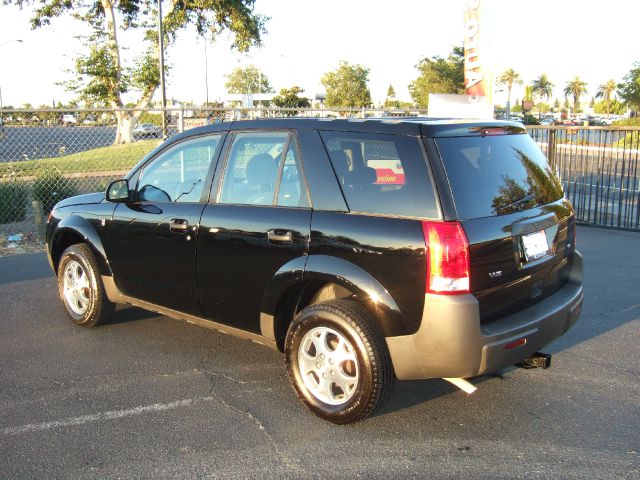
[{"xmin": 433, "ymin": 130, "xmax": 577, "ymax": 325}]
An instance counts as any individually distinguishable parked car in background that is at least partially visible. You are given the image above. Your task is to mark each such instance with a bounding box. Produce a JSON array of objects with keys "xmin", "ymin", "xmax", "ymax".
[
  {"xmin": 61, "ymin": 114, "xmax": 78, "ymax": 126},
  {"xmin": 46, "ymin": 118, "xmax": 583, "ymax": 424},
  {"xmin": 133, "ymin": 123, "xmax": 162, "ymax": 138}
]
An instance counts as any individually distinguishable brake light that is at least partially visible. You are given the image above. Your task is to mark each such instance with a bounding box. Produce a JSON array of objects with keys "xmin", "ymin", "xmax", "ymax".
[
  {"xmin": 421, "ymin": 221, "xmax": 470, "ymax": 294},
  {"xmin": 481, "ymin": 127, "xmax": 506, "ymax": 136}
]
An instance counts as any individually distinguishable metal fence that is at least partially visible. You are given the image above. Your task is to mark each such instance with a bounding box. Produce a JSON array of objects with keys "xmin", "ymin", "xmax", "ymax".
[
  {"xmin": 0, "ymin": 108, "xmax": 638, "ymax": 253},
  {"xmin": 528, "ymin": 126, "xmax": 640, "ymax": 230}
]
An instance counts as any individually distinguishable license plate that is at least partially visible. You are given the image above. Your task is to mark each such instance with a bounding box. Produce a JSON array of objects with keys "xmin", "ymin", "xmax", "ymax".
[{"xmin": 522, "ymin": 230, "xmax": 549, "ymax": 261}]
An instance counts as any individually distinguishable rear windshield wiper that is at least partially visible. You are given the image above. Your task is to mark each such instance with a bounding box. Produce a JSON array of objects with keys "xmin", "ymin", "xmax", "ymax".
[{"xmin": 493, "ymin": 193, "xmax": 536, "ymax": 213}]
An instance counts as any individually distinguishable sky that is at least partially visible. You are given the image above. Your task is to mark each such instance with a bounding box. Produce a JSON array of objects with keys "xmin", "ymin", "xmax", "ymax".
[{"xmin": 0, "ymin": 0, "xmax": 638, "ymax": 108}]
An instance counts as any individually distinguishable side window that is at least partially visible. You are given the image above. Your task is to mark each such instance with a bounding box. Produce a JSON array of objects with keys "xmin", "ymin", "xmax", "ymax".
[
  {"xmin": 276, "ymin": 140, "xmax": 309, "ymax": 208},
  {"xmin": 137, "ymin": 136, "xmax": 220, "ymax": 203},
  {"xmin": 321, "ymin": 131, "xmax": 439, "ymax": 219},
  {"xmin": 219, "ymin": 131, "xmax": 309, "ymax": 208}
]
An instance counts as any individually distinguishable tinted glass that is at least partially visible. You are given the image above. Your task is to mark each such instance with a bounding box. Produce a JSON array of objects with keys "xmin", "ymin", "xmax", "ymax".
[
  {"xmin": 276, "ymin": 142, "xmax": 309, "ymax": 208},
  {"xmin": 321, "ymin": 131, "xmax": 438, "ymax": 219},
  {"xmin": 219, "ymin": 132, "xmax": 288, "ymax": 206},
  {"xmin": 137, "ymin": 136, "xmax": 220, "ymax": 203},
  {"xmin": 435, "ymin": 134, "xmax": 564, "ymax": 220}
]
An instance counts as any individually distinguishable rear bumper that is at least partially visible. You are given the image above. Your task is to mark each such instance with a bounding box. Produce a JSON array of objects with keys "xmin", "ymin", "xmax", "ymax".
[{"xmin": 386, "ymin": 251, "xmax": 583, "ymax": 380}]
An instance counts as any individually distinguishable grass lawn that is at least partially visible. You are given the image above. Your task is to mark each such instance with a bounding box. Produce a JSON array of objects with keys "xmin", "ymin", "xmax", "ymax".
[{"xmin": 0, "ymin": 140, "xmax": 161, "ymax": 178}]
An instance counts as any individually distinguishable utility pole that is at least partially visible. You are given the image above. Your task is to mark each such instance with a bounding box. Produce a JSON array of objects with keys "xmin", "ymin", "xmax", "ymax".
[
  {"xmin": 204, "ymin": 41, "xmax": 209, "ymax": 106},
  {"xmin": 157, "ymin": 0, "xmax": 167, "ymax": 139}
]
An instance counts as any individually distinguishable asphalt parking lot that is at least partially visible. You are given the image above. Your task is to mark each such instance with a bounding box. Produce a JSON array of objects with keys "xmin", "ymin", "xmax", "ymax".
[{"xmin": 0, "ymin": 226, "xmax": 638, "ymax": 479}]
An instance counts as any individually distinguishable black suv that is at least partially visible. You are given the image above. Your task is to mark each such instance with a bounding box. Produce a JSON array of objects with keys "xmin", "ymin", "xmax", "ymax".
[{"xmin": 46, "ymin": 118, "xmax": 583, "ymax": 424}]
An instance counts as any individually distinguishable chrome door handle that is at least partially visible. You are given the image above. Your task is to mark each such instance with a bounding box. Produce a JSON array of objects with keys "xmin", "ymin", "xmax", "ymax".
[
  {"xmin": 170, "ymin": 218, "xmax": 189, "ymax": 233},
  {"xmin": 267, "ymin": 229, "xmax": 293, "ymax": 244}
]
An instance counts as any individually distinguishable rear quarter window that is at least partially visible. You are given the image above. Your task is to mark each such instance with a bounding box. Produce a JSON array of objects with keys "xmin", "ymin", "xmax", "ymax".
[
  {"xmin": 320, "ymin": 131, "xmax": 439, "ymax": 219},
  {"xmin": 435, "ymin": 133, "xmax": 564, "ymax": 220}
]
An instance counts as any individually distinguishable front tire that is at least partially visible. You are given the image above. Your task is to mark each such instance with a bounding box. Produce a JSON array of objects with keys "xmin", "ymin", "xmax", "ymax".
[
  {"xmin": 57, "ymin": 244, "xmax": 114, "ymax": 327},
  {"xmin": 285, "ymin": 300, "xmax": 395, "ymax": 424}
]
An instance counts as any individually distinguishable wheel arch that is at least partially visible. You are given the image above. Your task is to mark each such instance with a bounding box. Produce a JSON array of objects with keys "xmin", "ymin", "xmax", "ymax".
[
  {"xmin": 261, "ymin": 255, "xmax": 406, "ymax": 351},
  {"xmin": 50, "ymin": 216, "xmax": 111, "ymax": 276}
]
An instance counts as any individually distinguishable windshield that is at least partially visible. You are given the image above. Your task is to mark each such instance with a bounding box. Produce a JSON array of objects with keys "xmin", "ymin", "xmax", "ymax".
[{"xmin": 435, "ymin": 133, "xmax": 563, "ymax": 220}]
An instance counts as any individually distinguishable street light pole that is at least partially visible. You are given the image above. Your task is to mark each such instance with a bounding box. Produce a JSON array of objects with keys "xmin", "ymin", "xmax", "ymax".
[{"xmin": 157, "ymin": 1, "xmax": 167, "ymax": 138}]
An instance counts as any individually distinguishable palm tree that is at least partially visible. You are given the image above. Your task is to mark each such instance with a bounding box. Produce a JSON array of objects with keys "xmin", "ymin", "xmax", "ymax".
[
  {"xmin": 564, "ymin": 76, "xmax": 588, "ymax": 116},
  {"xmin": 532, "ymin": 74, "xmax": 554, "ymax": 118},
  {"xmin": 595, "ymin": 79, "xmax": 617, "ymax": 115},
  {"xmin": 497, "ymin": 68, "xmax": 523, "ymax": 114}
]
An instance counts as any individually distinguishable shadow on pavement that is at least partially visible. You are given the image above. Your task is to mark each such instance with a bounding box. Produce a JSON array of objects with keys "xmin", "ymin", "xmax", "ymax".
[
  {"xmin": 545, "ymin": 226, "xmax": 640, "ymax": 353},
  {"xmin": 107, "ymin": 305, "xmax": 158, "ymax": 325}
]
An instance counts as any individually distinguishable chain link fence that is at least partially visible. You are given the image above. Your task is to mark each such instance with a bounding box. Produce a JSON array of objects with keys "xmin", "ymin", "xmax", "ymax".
[{"xmin": 0, "ymin": 108, "xmax": 638, "ymax": 254}]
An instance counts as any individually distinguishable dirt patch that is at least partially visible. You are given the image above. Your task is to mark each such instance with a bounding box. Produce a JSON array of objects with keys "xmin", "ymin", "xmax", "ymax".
[{"xmin": 0, "ymin": 214, "xmax": 46, "ymax": 257}]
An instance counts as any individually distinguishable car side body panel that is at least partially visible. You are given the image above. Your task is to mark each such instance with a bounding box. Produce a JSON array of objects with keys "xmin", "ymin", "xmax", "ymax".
[{"xmin": 309, "ymin": 211, "xmax": 427, "ymax": 337}]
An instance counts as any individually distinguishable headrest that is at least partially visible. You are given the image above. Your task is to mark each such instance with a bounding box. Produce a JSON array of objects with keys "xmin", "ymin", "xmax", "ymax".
[
  {"xmin": 246, "ymin": 153, "xmax": 277, "ymax": 185},
  {"xmin": 330, "ymin": 150, "xmax": 350, "ymax": 179},
  {"xmin": 347, "ymin": 166, "xmax": 377, "ymax": 186}
]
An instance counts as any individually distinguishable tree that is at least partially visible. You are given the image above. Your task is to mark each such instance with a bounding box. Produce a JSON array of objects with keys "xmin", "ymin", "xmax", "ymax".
[
  {"xmin": 564, "ymin": 76, "xmax": 588, "ymax": 116},
  {"xmin": 532, "ymin": 74, "xmax": 554, "ymax": 118},
  {"xmin": 7, "ymin": 0, "xmax": 266, "ymax": 143},
  {"xmin": 618, "ymin": 62, "xmax": 640, "ymax": 112},
  {"xmin": 272, "ymin": 86, "xmax": 310, "ymax": 114},
  {"xmin": 596, "ymin": 79, "xmax": 618, "ymax": 115},
  {"xmin": 593, "ymin": 99, "xmax": 625, "ymax": 115},
  {"xmin": 408, "ymin": 46, "xmax": 465, "ymax": 108},
  {"xmin": 386, "ymin": 84, "xmax": 396, "ymax": 98},
  {"xmin": 321, "ymin": 61, "xmax": 372, "ymax": 108},
  {"xmin": 224, "ymin": 64, "xmax": 273, "ymax": 104},
  {"xmin": 496, "ymin": 68, "xmax": 522, "ymax": 107}
]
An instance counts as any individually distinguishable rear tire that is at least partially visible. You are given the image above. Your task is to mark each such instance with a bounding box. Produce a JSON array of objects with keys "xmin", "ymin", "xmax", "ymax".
[
  {"xmin": 57, "ymin": 244, "xmax": 114, "ymax": 327},
  {"xmin": 285, "ymin": 300, "xmax": 395, "ymax": 424}
]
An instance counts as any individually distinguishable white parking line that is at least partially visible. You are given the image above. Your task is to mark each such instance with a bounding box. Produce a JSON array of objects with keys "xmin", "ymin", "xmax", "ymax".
[{"xmin": 1, "ymin": 396, "xmax": 215, "ymax": 436}]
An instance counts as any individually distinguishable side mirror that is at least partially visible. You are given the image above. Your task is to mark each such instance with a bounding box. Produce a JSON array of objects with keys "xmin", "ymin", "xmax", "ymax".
[{"xmin": 106, "ymin": 179, "xmax": 130, "ymax": 202}]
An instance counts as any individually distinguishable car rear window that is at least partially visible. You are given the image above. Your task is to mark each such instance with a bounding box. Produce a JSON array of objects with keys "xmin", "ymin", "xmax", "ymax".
[
  {"xmin": 435, "ymin": 133, "xmax": 564, "ymax": 220},
  {"xmin": 320, "ymin": 131, "xmax": 439, "ymax": 219}
]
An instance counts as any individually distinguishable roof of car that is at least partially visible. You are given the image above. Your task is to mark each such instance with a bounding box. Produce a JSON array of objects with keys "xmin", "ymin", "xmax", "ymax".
[
  {"xmin": 172, "ymin": 117, "xmax": 527, "ymax": 142},
  {"xmin": 126, "ymin": 117, "xmax": 528, "ymax": 181}
]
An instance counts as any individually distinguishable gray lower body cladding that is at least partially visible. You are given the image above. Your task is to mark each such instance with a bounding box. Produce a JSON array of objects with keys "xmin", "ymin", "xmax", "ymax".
[{"xmin": 386, "ymin": 252, "xmax": 583, "ymax": 380}]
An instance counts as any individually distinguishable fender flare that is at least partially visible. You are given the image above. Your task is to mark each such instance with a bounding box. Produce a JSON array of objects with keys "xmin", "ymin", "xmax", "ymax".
[
  {"xmin": 51, "ymin": 215, "xmax": 111, "ymax": 276},
  {"xmin": 260, "ymin": 254, "xmax": 406, "ymax": 342}
]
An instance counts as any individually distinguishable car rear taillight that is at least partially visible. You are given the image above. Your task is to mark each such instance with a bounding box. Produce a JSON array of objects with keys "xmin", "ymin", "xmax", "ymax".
[
  {"xmin": 421, "ymin": 221, "xmax": 470, "ymax": 294},
  {"xmin": 481, "ymin": 127, "xmax": 507, "ymax": 136}
]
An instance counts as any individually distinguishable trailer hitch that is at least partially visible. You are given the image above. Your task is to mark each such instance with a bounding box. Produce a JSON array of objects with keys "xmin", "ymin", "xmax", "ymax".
[{"xmin": 516, "ymin": 352, "xmax": 552, "ymax": 369}]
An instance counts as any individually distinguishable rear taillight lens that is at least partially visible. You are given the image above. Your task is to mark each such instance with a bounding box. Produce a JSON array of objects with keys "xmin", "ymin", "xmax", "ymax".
[{"xmin": 421, "ymin": 221, "xmax": 470, "ymax": 294}]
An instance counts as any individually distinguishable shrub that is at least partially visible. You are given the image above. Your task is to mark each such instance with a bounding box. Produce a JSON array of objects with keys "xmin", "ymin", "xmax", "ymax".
[
  {"xmin": 614, "ymin": 131, "xmax": 640, "ymax": 149},
  {"xmin": 0, "ymin": 181, "xmax": 29, "ymax": 224},
  {"xmin": 523, "ymin": 114, "xmax": 540, "ymax": 125},
  {"xmin": 32, "ymin": 171, "xmax": 79, "ymax": 213}
]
